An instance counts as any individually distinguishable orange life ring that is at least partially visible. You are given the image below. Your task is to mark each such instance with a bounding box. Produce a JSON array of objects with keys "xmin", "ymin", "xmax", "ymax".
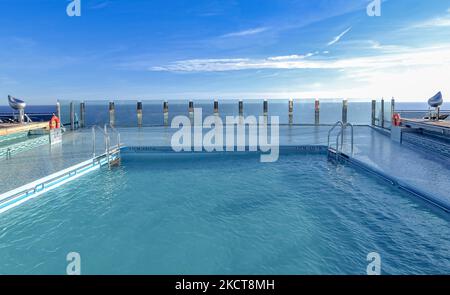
[
  {"xmin": 392, "ymin": 113, "xmax": 401, "ymax": 127},
  {"xmin": 49, "ymin": 115, "xmax": 60, "ymax": 129}
]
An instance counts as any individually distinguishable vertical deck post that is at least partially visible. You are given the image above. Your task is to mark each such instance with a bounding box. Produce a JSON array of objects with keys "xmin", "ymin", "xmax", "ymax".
[
  {"xmin": 80, "ymin": 101, "xmax": 85, "ymax": 128},
  {"xmin": 92, "ymin": 126, "xmax": 96, "ymax": 157},
  {"xmin": 289, "ymin": 98, "xmax": 294, "ymax": 125},
  {"xmin": 391, "ymin": 98, "xmax": 395, "ymax": 122},
  {"xmin": 263, "ymin": 99, "xmax": 268, "ymax": 116},
  {"xmin": 239, "ymin": 100, "xmax": 244, "ymax": 116},
  {"xmin": 342, "ymin": 99, "xmax": 348, "ymax": 125},
  {"xmin": 381, "ymin": 98, "xmax": 385, "ymax": 128},
  {"xmin": 56, "ymin": 101, "xmax": 61, "ymax": 122},
  {"xmin": 70, "ymin": 101, "xmax": 75, "ymax": 130},
  {"xmin": 214, "ymin": 100, "xmax": 219, "ymax": 114},
  {"xmin": 163, "ymin": 101, "xmax": 169, "ymax": 126},
  {"xmin": 315, "ymin": 99, "xmax": 320, "ymax": 125},
  {"xmin": 371, "ymin": 100, "xmax": 376, "ymax": 126},
  {"xmin": 137, "ymin": 101, "xmax": 143, "ymax": 127},
  {"xmin": 109, "ymin": 101, "xmax": 115, "ymax": 127}
]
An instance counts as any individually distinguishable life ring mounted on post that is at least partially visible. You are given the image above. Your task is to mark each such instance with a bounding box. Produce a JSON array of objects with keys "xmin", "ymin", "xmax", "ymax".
[
  {"xmin": 49, "ymin": 115, "xmax": 61, "ymax": 130},
  {"xmin": 392, "ymin": 113, "xmax": 401, "ymax": 127}
]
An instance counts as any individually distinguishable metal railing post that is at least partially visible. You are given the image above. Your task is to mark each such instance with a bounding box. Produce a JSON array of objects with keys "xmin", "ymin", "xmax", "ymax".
[
  {"xmin": 80, "ymin": 101, "xmax": 85, "ymax": 128},
  {"xmin": 371, "ymin": 100, "xmax": 376, "ymax": 126},
  {"xmin": 342, "ymin": 99, "xmax": 348, "ymax": 125},
  {"xmin": 92, "ymin": 126, "xmax": 96, "ymax": 157},
  {"xmin": 109, "ymin": 101, "xmax": 115, "ymax": 127},
  {"xmin": 263, "ymin": 99, "xmax": 268, "ymax": 116},
  {"xmin": 239, "ymin": 100, "xmax": 243, "ymax": 116},
  {"xmin": 315, "ymin": 99, "xmax": 320, "ymax": 125},
  {"xmin": 70, "ymin": 102, "xmax": 75, "ymax": 130},
  {"xmin": 163, "ymin": 101, "xmax": 169, "ymax": 126},
  {"xmin": 137, "ymin": 101, "xmax": 143, "ymax": 127},
  {"xmin": 381, "ymin": 98, "xmax": 385, "ymax": 128},
  {"xmin": 391, "ymin": 98, "xmax": 395, "ymax": 124},
  {"xmin": 214, "ymin": 100, "xmax": 219, "ymax": 114},
  {"xmin": 56, "ymin": 101, "xmax": 61, "ymax": 122}
]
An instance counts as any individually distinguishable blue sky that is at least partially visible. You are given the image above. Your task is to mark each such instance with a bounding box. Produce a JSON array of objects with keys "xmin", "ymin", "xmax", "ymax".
[{"xmin": 0, "ymin": 0, "xmax": 450, "ymax": 104}]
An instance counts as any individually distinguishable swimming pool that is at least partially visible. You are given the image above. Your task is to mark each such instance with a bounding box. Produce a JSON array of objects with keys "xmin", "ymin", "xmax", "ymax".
[{"xmin": 1, "ymin": 150, "xmax": 450, "ymax": 274}]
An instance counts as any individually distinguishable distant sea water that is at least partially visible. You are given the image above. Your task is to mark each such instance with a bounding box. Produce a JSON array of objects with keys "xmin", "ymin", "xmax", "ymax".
[{"xmin": 0, "ymin": 101, "xmax": 448, "ymax": 127}]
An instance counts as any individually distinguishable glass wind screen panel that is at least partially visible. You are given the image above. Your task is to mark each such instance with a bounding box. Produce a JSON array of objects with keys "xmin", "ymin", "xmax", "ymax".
[
  {"xmin": 268, "ymin": 100, "xmax": 289, "ymax": 124},
  {"xmin": 58, "ymin": 100, "xmax": 71, "ymax": 126},
  {"xmin": 320, "ymin": 101, "xmax": 343, "ymax": 124},
  {"xmin": 84, "ymin": 101, "xmax": 108, "ymax": 127},
  {"xmin": 168, "ymin": 100, "xmax": 189, "ymax": 123},
  {"xmin": 294, "ymin": 100, "xmax": 315, "ymax": 124},
  {"xmin": 242, "ymin": 99, "xmax": 264, "ymax": 117},
  {"xmin": 218, "ymin": 99, "xmax": 239, "ymax": 120},
  {"xmin": 384, "ymin": 100, "xmax": 393, "ymax": 129},
  {"xmin": 114, "ymin": 101, "xmax": 138, "ymax": 127},
  {"xmin": 348, "ymin": 102, "xmax": 371, "ymax": 125},
  {"xmin": 142, "ymin": 100, "xmax": 164, "ymax": 126},
  {"xmin": 193, "ymin": 100, "xmax": 214, "ymax": 120}
]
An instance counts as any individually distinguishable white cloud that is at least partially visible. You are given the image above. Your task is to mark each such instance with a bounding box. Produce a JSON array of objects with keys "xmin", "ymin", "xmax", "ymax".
[
  {"xmin": 221, "ymin": 27, "xmax": 269, "ymax": 38},
  {"xmin": 327, "ymin": 27, "xmax": 352, "ymax": 46},
  {"xmin": 412, "ymin": 9, "xmax": 450, "ymax": 28},
  {"xmin": 150, "ymin": 45, "xmax": 450, "ymax": 73}
]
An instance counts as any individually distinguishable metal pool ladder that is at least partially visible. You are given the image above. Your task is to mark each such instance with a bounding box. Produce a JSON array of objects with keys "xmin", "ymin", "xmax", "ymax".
[
  {"xmin": 91, "ymin": 124, "xmax": 122, "ymax": 168},
  {"xmin": 327, "ymin": 121, "xmax": 354, "ymax": 160}
]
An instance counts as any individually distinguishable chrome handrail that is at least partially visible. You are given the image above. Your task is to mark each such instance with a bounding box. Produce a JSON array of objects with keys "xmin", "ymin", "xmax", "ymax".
[
  {"xmin": 328, "ymin": 121, "xmax": 354, "ymax": 158},
  {"xmin": 327, "ymin": 121, "xmax": 343, "ymax": 150}
]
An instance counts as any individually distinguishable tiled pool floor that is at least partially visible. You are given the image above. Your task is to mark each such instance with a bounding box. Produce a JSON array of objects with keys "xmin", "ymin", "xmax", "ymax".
[{"xmin": 1, "ymin": 126, "xmax": 449, "ymax": 211}]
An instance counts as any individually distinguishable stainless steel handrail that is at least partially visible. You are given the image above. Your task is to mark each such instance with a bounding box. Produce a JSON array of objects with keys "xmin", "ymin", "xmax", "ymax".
[
  {"xmin": 327, "ymin": 121, "xmax": 343, "ymax": 150},
  {"xmin": 328, "ymin": 121, "xmax": 354, "ymax": 158}
]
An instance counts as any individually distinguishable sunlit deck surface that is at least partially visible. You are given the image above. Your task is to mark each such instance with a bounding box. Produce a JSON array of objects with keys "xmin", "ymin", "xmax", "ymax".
[
  {"xmin": 0, "ymin": 122, "xmax": 49, "ymax": 136},
  {"xmin": 403, "ymin": 118, "xmax": 450, "ymax": 132},
  {"xmin": 1, "ymin": 126, "xmax": 450, "ymax": 211}
]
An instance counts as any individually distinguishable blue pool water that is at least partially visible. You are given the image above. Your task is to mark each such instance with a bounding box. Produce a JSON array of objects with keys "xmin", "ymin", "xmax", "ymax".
[{"xmin": 1, "ymin": 151, "xmax": 450, "ymax": 274}]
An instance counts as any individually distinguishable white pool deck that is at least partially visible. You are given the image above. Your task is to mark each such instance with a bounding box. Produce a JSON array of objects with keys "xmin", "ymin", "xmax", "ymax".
[{"xmin": 1, "ymin": 126, "xmax": 449, "ymax": 211}]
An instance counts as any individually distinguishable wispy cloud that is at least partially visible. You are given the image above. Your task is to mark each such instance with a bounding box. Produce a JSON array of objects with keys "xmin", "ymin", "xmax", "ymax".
[
  {"xmin": 412, "ymin": 9, "xmax": 450, "ymax": 28},
  {"xmin": 221, "ymin": 27, "xmax": 269, "ymax": 38},
  {"xmin": 148, "ymin": 45, "xmax": 450, "ymax": 72},
  {"xmin": 327, "ymin": 27, "xmax": 352, "ymax": 46}
]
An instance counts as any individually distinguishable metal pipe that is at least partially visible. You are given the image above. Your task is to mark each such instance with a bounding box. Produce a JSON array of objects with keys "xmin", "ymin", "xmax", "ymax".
[
  {"xmin": 371, "ymin": 100, "xmax": 376, "ymax": 126},
  {"xmin": 109, "ymin": 102, "xmax": 115, "ymax": 127},
  {"xmin": 288, "ymin": 99, "xmax": 294, "ymax": 114},
  {"xmin": 92, "ymin": 126, "xmax": 96, "ymax": 157},
  {"xmin": 56, "ymin": 101, "xmax": 61, "ymax": 122},
  {"xmin": 80, "ymin": 102, "xmax": 85, "ymax": 128},
  {"xmin": 315, "ymin": 99, "xmax": 320, "ymax": 125},
  {"xmin": 137, "ymin": 101, "xmax": 143, "ymax": 127},
  {"xmin": 189, "ymin": 101, "xmax": 194, "ymax": 113},
  {"xmin": 263, "ymin": 100, "xmax": 268, "ymax": 115},
  {"xmin": 70, "ymin": 102, "xmax": 75, "ymax": 130},
  {"xmin": 342, "ymin": 99, "xmax": 348, "ymax": 124},
  {"xmin": 163, "ymin": 101, "xmax": 169, "ymax": 126},
  {"xmin": 239, "ymin": 100, "xmax": 243, "ymax": 116},
  {"xmin": 381, "ymin": 98, "xmax": 385, "ymax": 128},
  {"xmin": 214, "ymin": 100, "xmax": 219, "ymax": 114}
]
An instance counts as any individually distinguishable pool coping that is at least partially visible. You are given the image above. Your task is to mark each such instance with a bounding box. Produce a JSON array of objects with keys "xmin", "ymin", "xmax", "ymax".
[
  {"xmin": 0, "ymin": 150, "xmax": 119, "ymax": 214},
  {"xmin": 1, "ymin": 143, "xmax": 448, "ymax": 215}
]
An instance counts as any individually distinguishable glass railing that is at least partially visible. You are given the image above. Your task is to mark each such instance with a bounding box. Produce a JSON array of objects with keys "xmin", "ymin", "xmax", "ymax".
[{"xmin": 57, "ymin": 99, "xmax": 379, "ymax": 128}]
